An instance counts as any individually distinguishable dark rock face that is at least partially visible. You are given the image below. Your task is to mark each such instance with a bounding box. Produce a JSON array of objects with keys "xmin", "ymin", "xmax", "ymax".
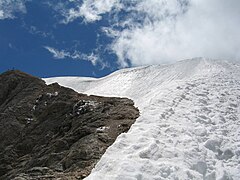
[{"xmin": 0, "ymin": 70, "xmax": 139, "ymax": 180}]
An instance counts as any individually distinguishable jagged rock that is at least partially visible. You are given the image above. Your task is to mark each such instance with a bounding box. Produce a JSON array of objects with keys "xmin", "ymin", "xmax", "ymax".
[{"xmin": 0, "ymin": 70, "xmax": 139, "ymax": 179}]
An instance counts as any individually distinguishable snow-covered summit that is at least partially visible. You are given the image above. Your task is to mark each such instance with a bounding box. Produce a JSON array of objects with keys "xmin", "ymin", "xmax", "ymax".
[{"xmin": 44, "ymin": 58, "xmax": 240, "ymax": 180}]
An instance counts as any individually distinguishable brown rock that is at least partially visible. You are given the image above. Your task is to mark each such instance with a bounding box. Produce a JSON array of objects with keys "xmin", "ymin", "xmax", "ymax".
[{"xmin": 0, "ymin": 70, "xmax": 139, "ymax": 179}]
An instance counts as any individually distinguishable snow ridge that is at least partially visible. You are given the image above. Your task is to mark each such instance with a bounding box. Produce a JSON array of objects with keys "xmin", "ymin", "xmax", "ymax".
[{"xmin": 44, "ymin": 58, "xmax": 240, "ymax": 180}]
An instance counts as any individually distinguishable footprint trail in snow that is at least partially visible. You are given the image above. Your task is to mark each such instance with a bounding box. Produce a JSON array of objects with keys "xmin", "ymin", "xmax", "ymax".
[{"xmin": 45, "ymin": 58, "xmax": 240, "ymax": 180}]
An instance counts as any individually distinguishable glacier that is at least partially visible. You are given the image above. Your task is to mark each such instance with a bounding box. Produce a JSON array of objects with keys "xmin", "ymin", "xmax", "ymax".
[{"xmin": 44, "ymin": 58, "xmax": 240, "ymax": 180}]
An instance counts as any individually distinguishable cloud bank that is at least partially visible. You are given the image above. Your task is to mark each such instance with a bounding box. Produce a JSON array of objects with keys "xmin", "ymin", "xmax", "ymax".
[
  {"xmin": 61, "ymin": 0, "xmax": 240, "ymax": 67},
  {"xmin": 0, "ymin": 0, "xmax": 29, "ymax": 20},
  {"xmin": 3, "ymin": 0, "xmax": 240, "ymax": 68}
]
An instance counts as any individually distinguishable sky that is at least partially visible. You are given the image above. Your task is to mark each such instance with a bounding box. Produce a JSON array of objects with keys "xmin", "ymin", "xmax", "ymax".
[{"xmin": 0, "ymin": 0, "xmax": 240, "ymax": 78}]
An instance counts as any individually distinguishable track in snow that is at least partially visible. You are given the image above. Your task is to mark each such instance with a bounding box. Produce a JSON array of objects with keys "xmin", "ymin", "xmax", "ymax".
[{"xmin": 44, "ymin": 58, "xmax": 240, "ymax": 180}]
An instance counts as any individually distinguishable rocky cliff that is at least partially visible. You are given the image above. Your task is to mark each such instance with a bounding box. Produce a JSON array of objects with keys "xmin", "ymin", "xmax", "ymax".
[{"xmin": 0, "ymin": 70, "xmax": 139, "ymax": 179}]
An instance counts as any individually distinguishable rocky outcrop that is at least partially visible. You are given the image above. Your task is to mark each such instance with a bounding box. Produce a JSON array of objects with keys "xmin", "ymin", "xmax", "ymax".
[{"xmin": 0, "ymin": 70, "xmax": 139, "ymax": 179}]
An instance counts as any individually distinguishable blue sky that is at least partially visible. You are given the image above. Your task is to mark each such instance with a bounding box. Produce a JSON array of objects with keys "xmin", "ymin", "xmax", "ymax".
[
  {"xmin": 0, "ymin": 0, "xmax": 240, "ymax": 78},
  {"xmin": 0, "ymin": 1, "xmax": 118, "ymax": 77}
]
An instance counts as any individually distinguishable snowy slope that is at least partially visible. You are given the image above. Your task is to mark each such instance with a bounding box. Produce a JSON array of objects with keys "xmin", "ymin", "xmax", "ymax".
[{"xmin": 44, "ymin": 58, "xmax": 240, "ymax": 180}]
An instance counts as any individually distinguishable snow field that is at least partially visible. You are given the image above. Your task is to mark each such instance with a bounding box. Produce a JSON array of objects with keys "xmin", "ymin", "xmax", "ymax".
[{"xmin": 44, "ymin": 58, "xmax": 240, "ymax": 180}]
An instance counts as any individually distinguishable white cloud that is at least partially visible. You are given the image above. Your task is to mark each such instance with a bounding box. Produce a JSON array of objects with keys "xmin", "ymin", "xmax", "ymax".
[
  {"xmin": 44, "ymin": 46, "xmax": 68, "ymax": 59},
  {"xmin": 0, "ymin": 10, "xmax": 4, "ymax": 18},
  {"xmin": 44, "ymin": 46, "xmax": 98, "ymax": 65},
  {"xmin": 0, "ymin": 0, "xmax": 29, "ymax": 20},
  {"xmin": 109, "ymin": 0, "xmax": 240, "ymax": 67},
  {"xmin": 58, "ymin": 0, "xmax": 121, "ymax": 24},
  {"xmin": 61, "ymin": 0, "xmax": 240, "ymax": 67}
]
